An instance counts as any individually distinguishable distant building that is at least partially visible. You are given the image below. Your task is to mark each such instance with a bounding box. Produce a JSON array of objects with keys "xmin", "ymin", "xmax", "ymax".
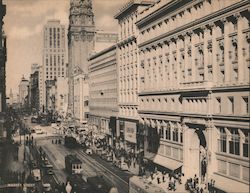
[
  {"xmin": 68, "ymin": 0, "xmax": 95, "ymax": 114},
  {"xmin": 18, "ymin": 76, "xmax": 29, "ymax": 107},
  {"xmin": 73, "ymin": 67, "xmax": 89, "ymax": 124},
  {"xmin": 94, "ymin": 30, "xmax": 118, "ymax": 53},
  {"xmin": 45, "ymin": 79, "xmax": 56, "ymax": 113},
  {"xmin": 88, "ymin": 45, "xmax": 118, "ymax": 146},
  {"xmin": 0, "ymin": 0, "xmax": 6, "ymax": 113},
  {"xmin": 29, "ymin": 64, "xmax": 40, "ymax": 112},
  {"xmin": 55, "ymin": 77, "xmax": 68, "ymax": 117},
  {"xmin": 40, "ymin": 20, "xmax": 67, "ymax": 111}
]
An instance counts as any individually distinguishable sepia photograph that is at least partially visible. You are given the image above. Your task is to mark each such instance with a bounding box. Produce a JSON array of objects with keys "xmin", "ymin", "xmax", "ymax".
[{"xmin": 0, "ymin": 0, "xmax": 249, "ymax": 193}]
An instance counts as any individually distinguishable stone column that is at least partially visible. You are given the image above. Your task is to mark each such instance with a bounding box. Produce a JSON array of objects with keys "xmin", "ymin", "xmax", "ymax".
[
  {"xmin": 203, "ymin": 27, "xmax": 210, "ymax": 81},
  {"xmin": 236, "ymin": 13, "xmax": 244, "ymax": 83},
  {"xmin": 211, "ymin": 24, "xmax": 218, "ymax": 83},
  {"xmin": 206, "ymin": 123, "xmax": 217, "ymax": 182},
  {"xmin": 223, "ymin": 19, "xmax": 231, "ymax": 83},
  {"xmin": 184, "ymin": 34, "xmax": 190, "ymax": 82},
  {"xmin": 176, "ymin": 38, "xmax": 181, "ymax": 86},
  {"xmin": 169, "ymin": 41, "xmax": 175, "ymax": 87},
  {"xmin": 191, "ymin": 32, "xmax": 197, "ymax": 81}
]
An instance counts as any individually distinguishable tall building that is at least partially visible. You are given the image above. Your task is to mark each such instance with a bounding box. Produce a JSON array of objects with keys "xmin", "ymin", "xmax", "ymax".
[
  {"xmin": 18, "ymin": 76, "xmax": 29, "ymax": 107},
  {"xmin": 30, "ymin": 64, "xmax": 40, "ymax": 112},
  {"xmin": 0, "ymin": 0, "xmax": 6, "ymax": 113},
  {"xmin": 68, "ymin": 0, "xmax": 95, "ymax": 114},
  {"xmin": 114, "ymin": 0, "xmax": 155, "ymax": 155},
  {"xmin": 88, "ymin": 45, "xmax": 118, "ymax": 146},
  {"xmin": 38, "ymin": 65, "xmax": 43, "ymax": 112},
  {"xmin": 72, "ymin": 67, "xmax": 89, "ymax": 124},
  {"xmin": 55, "ymin": 77, "xmax": 69, "ymax": 117},
  {"xmin": 136, "ymin": 0, "xmax": 249, "ymax": 192},
  {"xmin": 0, "ymin": 0, "xmax": 6, "ymax": 167},
  {"xmin": 94, "ymin": 30, "xmax": 118, "ymax": 53},
  {"xmin": 40, "ymin": 20, "xmax": 66, "ymax": 111}
]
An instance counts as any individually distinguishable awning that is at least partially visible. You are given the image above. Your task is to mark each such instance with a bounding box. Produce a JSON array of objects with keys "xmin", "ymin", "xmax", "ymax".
[
  {"xmin": 153, "ymin": 154, "xmax": 182, "ymax": 171},
  {"xmin": 211, "ymin": 173, "xmax": 249, "ymax": 193},
  {"xmin": 144, "ymin": 152, "xmax": 156, "ymax": 161}
]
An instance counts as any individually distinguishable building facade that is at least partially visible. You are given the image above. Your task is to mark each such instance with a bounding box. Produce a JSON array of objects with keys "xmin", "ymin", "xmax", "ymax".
[
  {"xmin": 40, "ymin": 20, "xmax": 66, "ymax": 111},
  {"xmin": 136, "ymin": 0, "xmax": 249, "ymax": 192},
  {"xmin": 55, "ymin": 77, "xmax": 69, "ymax": 117},
  {"xmin": 68, "ymin": 0, "xmax": 95, "ymax": 114},
  {"xmin": 0, "ymin": 0, "xmax": 6, "ymax": 167},
  {"xmin": 45, "ymin": 79, "xmax": 56, "ymax": 112},
  {"xmin": 0, "ymin": 0, "xmax": 6, "ymax": 113},
  {"xmin": 94, "ymin": 30, "xmax": 118, "ymax": 53},
  {"xmin": 30, "ymin": 64, "xmax": 40, "ymax": 112},
  {"xmin": 18, "ymin": 76, "xmax": 29, "ymax": 108},
  {"xmin": 114, "ymin": 0, "xmax": 154, "ymax": 153},
  {"xmin": 88, "ymin": 45, "xmax": 118, "ymax": 146},
  {"xmin": 73, "ymin": 67, "xmax": 89, "ymax": 124}
]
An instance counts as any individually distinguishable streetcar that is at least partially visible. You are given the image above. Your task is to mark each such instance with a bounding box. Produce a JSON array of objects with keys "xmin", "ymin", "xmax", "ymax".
[
  {"xmin": 64, "ymin": 136, "xmax": 78, "ymax": 148},
  {"xmin": 65, "ymin": 154, "xmax": 83, "ymax": 175}
]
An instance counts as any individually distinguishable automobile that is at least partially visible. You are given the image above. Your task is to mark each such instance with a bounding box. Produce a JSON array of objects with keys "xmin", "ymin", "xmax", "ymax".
[
  {"xmin": 31, "ymin": 169, "xmax": 41, "ymax": 182},
  {"xmin": 42, "ymin": 183, "xmax": 51, "ymax": 192},
  {"xmin": 120, "ymin": 162, "xmax": 128, "ymax": 171},
  {"xmin": 36, "ymin": 129, "xmax": 44, "ymax": 134},
  {"xmin": 31, "ymin": 161, "xmax": 38, "ymax": 169},
  {"xmin": 106, "ymin": 156, "xmax": 113, "ymax": 162},
  {"xmin": 46, "ymin": 169, "xmax": 54, "ymax": 175},
  {"xmin": 31, "ymin": 116, "xmax": 37, "ymax": 123},
  {"xmin": 86, "ymin": 148, "xmax": 93, "ymax": 155}
]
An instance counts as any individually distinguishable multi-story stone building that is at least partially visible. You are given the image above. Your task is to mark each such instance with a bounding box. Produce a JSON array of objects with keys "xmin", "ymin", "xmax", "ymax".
[
  {"xmin": 68, "ymin": 0, "xmax": 95, "ymax": 114},
  {"xmin": 0, "ymin": 0, "xmax": 6, "ymax": 113},
  {"xmin": 136, "ymin": 0, "xmax": 249, "ymax": 192},
  {"xmin": 18, "ymin": 76, "xmax": 29, "ymax": 108},
  {"xmin": 94, "ymin": 30, "xmax": 118, "ymax": 53},
  {"xmin": 114, "ymin": 0, "xmax": 155, "ymax": 153},
  {"xmin": 55, "ymin": 77, "xmax": 69, "ymax": 117},
  {"xmin": 0, "ymin": 0, "xmax": 6, "ymax": 168},
  {"xmin": 88, "ymin": 45, "xmax": 118, "ymax": 146},
  {"xmin": 45, "ymin": 79, "xmax": 56, "ymax": 112},
  {"xmin": 40, "ymin": 20, "xmax": 66, "ymax": 111},
  {"xmin": 29, "ymin": 64, "xmax": 40, "ymax": 112},
  {"xmin": 73, "ymin": 67, "xmax": 89, "ymax": 124}
]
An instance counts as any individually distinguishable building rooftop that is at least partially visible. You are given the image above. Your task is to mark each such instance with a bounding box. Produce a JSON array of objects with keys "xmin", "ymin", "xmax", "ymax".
[{"xmin": 114, "ymin": 0, "xmax": 155, "ymax": 19}]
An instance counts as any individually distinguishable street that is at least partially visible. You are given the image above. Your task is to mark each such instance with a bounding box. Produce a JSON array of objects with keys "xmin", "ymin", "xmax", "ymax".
[{"xmin": 23, "ymin": 117, "xmax": 132, "ymax": 193}]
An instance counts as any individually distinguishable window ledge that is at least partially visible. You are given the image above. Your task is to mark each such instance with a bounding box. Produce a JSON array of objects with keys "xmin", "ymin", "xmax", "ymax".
[
  {"xmin": 214, "ymin": 172, "xmax": 249, "ymax": 185},
  {"xmin": 216, "ymin": 152, "xmax": 250, "ymax": 165}
]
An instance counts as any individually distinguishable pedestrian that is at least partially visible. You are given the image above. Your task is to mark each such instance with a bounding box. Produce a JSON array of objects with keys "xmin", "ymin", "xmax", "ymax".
[
  {"xmin": 162, "ymin": 171, "xmax": 165, "ymax": 182},
  {"xmin": 157, "ymin": 176, "xmax": 160, "ymax": 184}
]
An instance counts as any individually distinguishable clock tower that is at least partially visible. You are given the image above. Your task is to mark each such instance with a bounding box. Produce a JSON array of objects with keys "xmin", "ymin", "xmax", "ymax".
[{"xmin": 68, "ymin": 0, "xmax": 95, "ymax": 114}]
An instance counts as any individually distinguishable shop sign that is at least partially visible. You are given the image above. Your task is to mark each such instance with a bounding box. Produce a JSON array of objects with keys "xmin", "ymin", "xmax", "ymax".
[{"xmin": 124, "ymin": 121, "xmax": 137, "ymax": 143}]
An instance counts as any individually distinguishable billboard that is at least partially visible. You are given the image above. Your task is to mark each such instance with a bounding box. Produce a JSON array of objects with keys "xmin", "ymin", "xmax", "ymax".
[{"xmin": 124, "ymin": 121, "xmax": 137, "ymax": 144}]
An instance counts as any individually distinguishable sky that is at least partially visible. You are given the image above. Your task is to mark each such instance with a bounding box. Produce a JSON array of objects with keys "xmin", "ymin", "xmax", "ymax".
[{"xmin": 3, "ymin": 0, "xmax": 127, "ymax": 94}]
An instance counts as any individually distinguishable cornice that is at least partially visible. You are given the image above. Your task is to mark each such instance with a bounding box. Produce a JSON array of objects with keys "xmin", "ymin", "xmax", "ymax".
[
  {"xmin": 114, "ymin": 0, "xmax": 154, "ymax": 20},
  {"xmin": 138, "ymin": 0, "xmax": 249, "ymax": 48},
  {"xmin": 88, "ymin": 44, "xmax": 116, "ymax": 60}
]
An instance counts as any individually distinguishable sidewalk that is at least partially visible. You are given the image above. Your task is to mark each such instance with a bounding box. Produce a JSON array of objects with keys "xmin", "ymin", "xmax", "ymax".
[{"xmin": 7, "ymin": 143, "xmax": 30, "ymax": 178}]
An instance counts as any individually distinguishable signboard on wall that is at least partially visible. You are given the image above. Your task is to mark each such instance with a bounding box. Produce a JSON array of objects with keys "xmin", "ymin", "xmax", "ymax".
[{"xmin": 124, "ymin": 121, "xmax": 137, "ymax": 144}]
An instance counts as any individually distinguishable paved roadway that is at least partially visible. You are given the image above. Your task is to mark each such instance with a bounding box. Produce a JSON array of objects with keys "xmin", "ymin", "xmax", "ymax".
[{"xmin": 22, "ymin": 118, "xmax": 132, "ymax": 193}]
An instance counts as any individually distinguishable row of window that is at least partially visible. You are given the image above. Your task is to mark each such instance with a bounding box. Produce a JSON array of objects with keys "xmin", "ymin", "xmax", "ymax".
[
  {"xmin": 218, "ymin": 127, "xmax": 249, "ymax": 158},
  {"xmin": 214, "ymin": 96, "xmax": 249, "ymax": 115},
  {"xmin": 139, "ymin": 95, "xmax": 249, "ymax": 116},
  {"xmin": 45, "ymin": 54, "xmax": 65, "ymax": 66}
]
